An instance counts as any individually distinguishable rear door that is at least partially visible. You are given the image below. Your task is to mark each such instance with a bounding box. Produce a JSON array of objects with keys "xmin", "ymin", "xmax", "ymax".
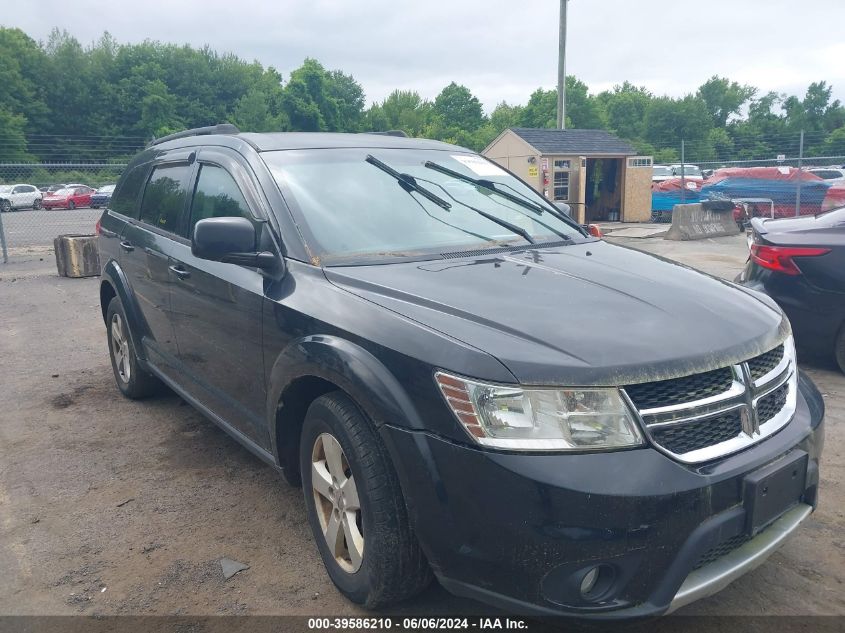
[
  {"xmin": 168, "ymin": 150, "xmax": 271, "ymax": 445},
  {"xmin": 119, "ymin": 156, "xmax": 195, "ymax": 381},
  {"xmin": 10, "ymin": 186, "xmax": 27, "ymax": 209}
]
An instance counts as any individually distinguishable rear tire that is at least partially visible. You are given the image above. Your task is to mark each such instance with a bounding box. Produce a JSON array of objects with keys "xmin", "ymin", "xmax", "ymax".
[
  {"xmin": 33, "ymin": 198, "xmax": 42, "ymax": 210},
  {"xmin": 835, "ymin": 325, "xmax": 845, "ymax": 375},
  {"xmin": 106, "ymin": 296, "xmax": 161, "ymax": 399},
  {"xmin": 300, "ymin": 392, "xmax": 432, "ymax": 608}
]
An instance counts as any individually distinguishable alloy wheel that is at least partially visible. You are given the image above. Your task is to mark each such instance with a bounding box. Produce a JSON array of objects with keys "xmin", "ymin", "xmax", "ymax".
[
  {"xmin": 311, "ymin": 432, "xmax": 364, "ymax": 573},
  {"xmin": 110, "ymin": 313, "xmax": 131, "ymax": 383}
]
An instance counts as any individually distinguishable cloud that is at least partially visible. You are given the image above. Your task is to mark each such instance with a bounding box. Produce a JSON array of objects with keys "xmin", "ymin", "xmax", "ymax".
[{"xmin": 7, "ymin": 0, "xmax": 844, "ymax": 110}]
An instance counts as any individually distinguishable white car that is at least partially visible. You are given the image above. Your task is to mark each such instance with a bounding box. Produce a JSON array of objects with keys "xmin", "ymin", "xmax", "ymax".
[
  {"xmin": 808, "ymin": 167, "xmax": 845, "ymax": 187},
  {"xmin": 0, "ymin": 184, "xmax": 43, "ymax": 211},
  {"xmin": 669, "ymin": 164, "xmax": 704, "ymax": 180},
  {"xmin": 652, "ymin": 165, "xmax": 674, "ymax": 182}
]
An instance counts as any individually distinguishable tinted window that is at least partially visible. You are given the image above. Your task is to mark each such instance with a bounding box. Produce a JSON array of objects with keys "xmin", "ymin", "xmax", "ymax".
[
  {"xmin": 111, "ymin": 166, "xmax": 149, "ymax": 217},
  {"xmin": 139, "ymin": 164, "xmax": 192, "ymax": 233},
  {"xmin": 188, "ymin": 164, "xmax": 252, "ymax": 234}
]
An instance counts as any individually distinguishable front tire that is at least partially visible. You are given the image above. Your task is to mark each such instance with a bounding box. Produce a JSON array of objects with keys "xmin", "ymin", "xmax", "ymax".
[
  {"xmin": 0, "ymin": 200, "xmax": 10, "ymax": 213},
  {"xmin": 836, "ymin": 325, "xmax": 845, "ymax": 374},
  {"xmin": 68, "ymin": 200, "xmax": 76, "ymax": 210},
  {"xmin": 300, "ymin": 392, "xmax": 432, "ymax": 608},
  {"xmin": 106, "ymin": 296, "xmax": 161, "ymax": 399}
]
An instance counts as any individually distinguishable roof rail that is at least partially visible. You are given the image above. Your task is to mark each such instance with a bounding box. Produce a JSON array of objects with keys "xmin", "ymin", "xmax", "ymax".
[
  {"xmin": 148, "ymin": 123, "xmax": 241, "ymax": 147},
  {"xmin": 361, "ymin": 130, "xmax": 408, "ymax": 138}
]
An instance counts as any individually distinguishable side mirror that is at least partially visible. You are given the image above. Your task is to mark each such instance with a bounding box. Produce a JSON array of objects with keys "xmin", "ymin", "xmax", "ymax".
[{"xmin": 192, "ymin": 217, "xmax": 276, "ymax": 270}]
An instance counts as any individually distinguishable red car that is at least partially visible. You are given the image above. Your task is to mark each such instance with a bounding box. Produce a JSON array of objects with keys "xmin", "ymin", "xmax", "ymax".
[{"xmin": 42, "ymin": 185, "xmax": 95, "ymax": 210}]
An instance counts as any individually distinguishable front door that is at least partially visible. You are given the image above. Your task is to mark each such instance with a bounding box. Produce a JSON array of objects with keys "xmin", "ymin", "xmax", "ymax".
[
  {"xmin": 168, "ymin": 155, "xmax": 268, "ymax": 446},
  {"xmin": 118, "ymin": 161, "xmax": 194, "ymax": 380}
]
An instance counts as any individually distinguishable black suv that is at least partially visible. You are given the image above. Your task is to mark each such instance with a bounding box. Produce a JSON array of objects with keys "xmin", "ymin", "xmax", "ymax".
[{"xmin": 98, "ymin": 125, "xmax": 824, "ymax": 618}]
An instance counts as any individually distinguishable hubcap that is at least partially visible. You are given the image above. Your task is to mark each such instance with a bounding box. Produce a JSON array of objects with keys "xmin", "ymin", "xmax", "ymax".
[
  {"xmin": 110, "ymin": 313, "xmax": 131, "ymax": 383},
  {"xmin": 311, "ymin": 433, "xmax": 363, "ymax": 573}
]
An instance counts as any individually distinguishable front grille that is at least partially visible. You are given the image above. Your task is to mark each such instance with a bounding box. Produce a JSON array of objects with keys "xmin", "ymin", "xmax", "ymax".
[
  {"xmin": 649, "ymin": 410, "xmax": 742, "ymax": 455},
  {"xmin": 693, "ymin": 533, "xmax": 752, "ymax": 570},
  {"xmin": 748, "ymin": 345, "xmax": 784, "ymax": 381},
  {"xmin": 758, "ymin": 383, "xmax": 789, "ymax": 424},
  {"xmin": 625, "ymin": 367, "xmax": 734, "ymax": 410},
  {"xmin": 623, "ymin": 343, "xmax": 795, "ymax": 463}
]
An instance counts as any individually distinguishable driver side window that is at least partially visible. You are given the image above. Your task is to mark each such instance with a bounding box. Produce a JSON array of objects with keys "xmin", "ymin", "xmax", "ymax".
[{"xmin": 188, "ymin": 164, "xmax": 254, "ymax": 237}]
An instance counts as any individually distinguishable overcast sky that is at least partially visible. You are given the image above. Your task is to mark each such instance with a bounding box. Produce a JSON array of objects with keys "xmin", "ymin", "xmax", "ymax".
[{"xmin": 7, "ymin": 0, "xmax": 845, "ymax": 112}]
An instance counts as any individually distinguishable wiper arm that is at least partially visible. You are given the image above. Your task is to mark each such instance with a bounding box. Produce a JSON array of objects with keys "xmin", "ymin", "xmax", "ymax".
[
  {"xmin": 413, "ymin": 175, "xmax": 535, "ymax": 245},
  {"xmin": 424, "ymin": 160, "xmax": 571, "ymax": 224},
  {"xmin": 366, "ymin": 155, "xmax": 451, "ymax": 210}
]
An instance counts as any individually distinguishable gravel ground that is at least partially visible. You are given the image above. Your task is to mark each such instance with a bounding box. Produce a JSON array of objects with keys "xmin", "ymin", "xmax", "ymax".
[{"xmin": 0, "ymin": 238, "xmax": 842, "ymax": 619}]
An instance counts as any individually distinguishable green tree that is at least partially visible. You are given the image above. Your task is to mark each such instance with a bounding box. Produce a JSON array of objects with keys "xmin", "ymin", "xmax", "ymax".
[
  {"xmin": 433, "ymin": 82, "xmax": 484, "ymax": 132},
  {"xmin": 823, "ymin": 126, "xmax": 845, "ymax": 155},
  {"xmin": 0, "ymin": 108, "xmax": 32, "ymax": 162},
  {"xmin": 696, "ymin": 76, "xmax": 756, "ymax": 128},
  {"xmin": 644, "ymin": 95, "xmax": 713, "ymax": 146},
  {"xmin": 326, "ymin": 70, "xmax": 365, "ymax": 132},
  {"xmin": 520, "ymin": 88, "xmax": 556, "ymax": 128},
  {"xmin": 597, "ymin": 82, "xmax": 652, "ymax": 140}
]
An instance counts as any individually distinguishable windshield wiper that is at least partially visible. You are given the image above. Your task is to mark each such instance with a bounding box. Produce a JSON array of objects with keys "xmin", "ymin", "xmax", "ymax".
[
  {"xmin": 413, "ymin": 175, "xmax": 535, "ymax": 245},
  {"xmin": 424, "ymin": 160, "xmax": 571, "ymax": 224},
  {"xmin": 365, "ymin": 155, "xmax": 451, "ymax": 210}
]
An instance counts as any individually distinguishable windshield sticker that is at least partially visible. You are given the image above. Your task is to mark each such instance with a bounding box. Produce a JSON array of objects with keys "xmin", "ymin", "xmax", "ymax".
[{"xmin": 451, "ymin": 154, "xmax": 507, "ymax": 177}]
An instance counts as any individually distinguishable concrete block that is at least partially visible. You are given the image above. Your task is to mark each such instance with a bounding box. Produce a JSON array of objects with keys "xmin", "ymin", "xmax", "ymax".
[
  {"xmin": 664, "ymin": 201, "xmax": 740, "ymax": 241},
  {"xmin": 54, "ymin": 234, "xmax": 100, "ymax": 277}
]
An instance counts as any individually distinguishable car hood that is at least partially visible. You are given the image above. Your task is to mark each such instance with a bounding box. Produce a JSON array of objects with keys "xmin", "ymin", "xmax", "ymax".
[{"xmin": 324, "ymin": 241, "xmax": 787, "ymax": 386}]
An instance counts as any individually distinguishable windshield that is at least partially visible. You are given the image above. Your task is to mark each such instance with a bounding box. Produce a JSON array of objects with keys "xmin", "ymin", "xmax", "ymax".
[
  {"xmin": 53, "ymin": 188, "xmax": 72, "ymax": 196},
  {"xmin": 98, "ymin": 184, "xmax": 116, "ymax": 193},
  {"xmin": 810, "ymin": 170, "xmax": 842, "ymax": 180},
  {"xmin": 652, "ymin": 166, "xmax": 672, "ymax": 177},
  {"xmin": 263, "ymin": 148, "xmax": 587, "ymax": 263}
]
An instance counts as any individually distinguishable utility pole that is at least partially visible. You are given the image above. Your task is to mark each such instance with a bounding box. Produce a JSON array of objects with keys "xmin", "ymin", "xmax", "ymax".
[
  {"xmin": 556, "ymin": 0, "xmax": 568, "ymax": 129},
  {"xmin": 795, "ymin": 130, "xmax": 804, "ymax": 217}
]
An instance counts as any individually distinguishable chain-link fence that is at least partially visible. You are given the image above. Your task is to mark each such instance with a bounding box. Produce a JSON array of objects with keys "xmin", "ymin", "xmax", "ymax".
[
  {"xmin": 0, "ymin": 162, "xmax": 126, "ymax": 262},
  {"xmin": 649, "ymin": 132, "xmax": 845, "ymax": 222}
]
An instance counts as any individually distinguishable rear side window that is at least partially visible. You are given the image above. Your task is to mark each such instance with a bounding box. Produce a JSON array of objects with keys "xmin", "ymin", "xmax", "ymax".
[
  {"xmin": 110, "ymin": 165, "xmax": 149, "ymax": 218},
  {"xmin": 188, "ymin": 164, "xmax": 253, "ymax": 234},
  {"xmin": 139, "ymin": 164, "xmax": 192, "ymax": 234}
]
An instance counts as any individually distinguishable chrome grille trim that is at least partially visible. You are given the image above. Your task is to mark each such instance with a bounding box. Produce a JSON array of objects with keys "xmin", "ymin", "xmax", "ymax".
[{"xmin": 623, "ymin": 338, "xmax": 797, "ymax": 464}]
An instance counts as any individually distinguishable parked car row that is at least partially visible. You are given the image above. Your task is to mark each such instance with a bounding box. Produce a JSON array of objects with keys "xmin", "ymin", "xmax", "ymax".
[{"xmin": 0, "ymin": 182, "xmax": 116, "ymax": 211}]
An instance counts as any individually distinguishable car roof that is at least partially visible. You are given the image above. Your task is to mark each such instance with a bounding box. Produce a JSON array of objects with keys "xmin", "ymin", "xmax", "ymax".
[{"xmin": 155, "ymin": 131, "xmax": 468, "ymax": 154}]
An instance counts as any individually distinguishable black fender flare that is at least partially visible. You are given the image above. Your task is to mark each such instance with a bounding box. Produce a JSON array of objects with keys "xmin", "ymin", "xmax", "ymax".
[
  {"xmin": 266, "ymin": 335, "xmax": 425, "ymax": 467},
  {"xmin": 100, "ymin": 258, "xmax": 152, "ymax": 361}
]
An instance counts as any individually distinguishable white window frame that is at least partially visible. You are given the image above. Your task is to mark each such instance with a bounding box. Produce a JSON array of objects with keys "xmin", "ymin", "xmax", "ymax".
[{"xmin": 553, "ymin": 171, "xmax": 569, "ymax": 201}]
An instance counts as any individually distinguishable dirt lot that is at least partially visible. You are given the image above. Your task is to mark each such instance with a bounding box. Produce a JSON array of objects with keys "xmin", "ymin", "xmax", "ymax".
[{"xmin": 0, "ymin": 236, "xmax": 843, "ymax": 618}]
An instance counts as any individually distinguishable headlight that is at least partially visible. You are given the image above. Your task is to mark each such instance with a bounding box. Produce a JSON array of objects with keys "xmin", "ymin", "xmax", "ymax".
[{"xmin": 435, "ymin": 372, "xmax": 644, "ymax": 451}]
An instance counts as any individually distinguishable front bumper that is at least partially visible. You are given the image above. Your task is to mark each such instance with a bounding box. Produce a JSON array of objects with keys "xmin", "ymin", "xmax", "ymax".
[{"xmin": 380, "ymin": 371, "xmax": 824, "ymax": 618}]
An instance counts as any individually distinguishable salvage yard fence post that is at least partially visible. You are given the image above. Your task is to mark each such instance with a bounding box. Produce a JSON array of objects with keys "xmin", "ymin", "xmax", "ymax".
[{"xmin": 0, "ymin": 209, "xmax": 7, "ymax": 263}]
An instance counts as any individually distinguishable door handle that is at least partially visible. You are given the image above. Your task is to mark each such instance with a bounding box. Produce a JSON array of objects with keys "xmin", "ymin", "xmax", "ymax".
[
  {"xmin": 119, "ymin": 240, "xmax": 134, "ymax": 252},
  {"xmin": 168, "ymin": 265, "xmax": 191, "ymax": 280}
]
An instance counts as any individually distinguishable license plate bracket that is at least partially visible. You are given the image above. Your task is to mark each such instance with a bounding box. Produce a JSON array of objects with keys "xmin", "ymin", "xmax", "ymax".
[{"xmin": 743, "ymin": 450, "xmax": 808, "ymax": 535}]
